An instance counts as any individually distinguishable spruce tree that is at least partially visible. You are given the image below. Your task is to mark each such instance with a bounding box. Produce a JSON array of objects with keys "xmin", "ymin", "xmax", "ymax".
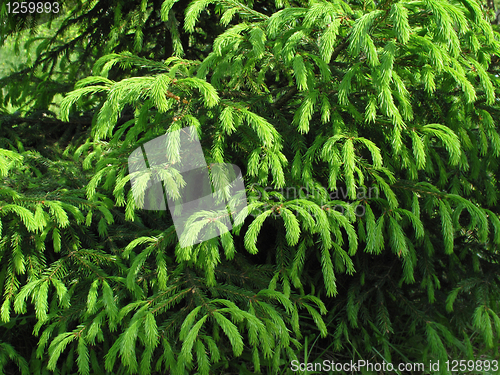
[{"xmin": 1, "ymin": 0, "xmax": 500, "ymax": 374}]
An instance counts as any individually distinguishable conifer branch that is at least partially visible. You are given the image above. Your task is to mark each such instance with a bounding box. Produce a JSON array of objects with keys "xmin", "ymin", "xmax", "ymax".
[
  {"xmin": 272, "ymin": 37, "xmax": 349, "ymax": 110},
  {"xmin": 1, "ymin": 0, "xmax": 500, "ymax": 373},
  {"xmin": 330, "ymin": 36, "xmax": 349, "ymax": 63},
  {"xmin": 272, "ymin": 86, "xmax": 298, "ymax": 110}
]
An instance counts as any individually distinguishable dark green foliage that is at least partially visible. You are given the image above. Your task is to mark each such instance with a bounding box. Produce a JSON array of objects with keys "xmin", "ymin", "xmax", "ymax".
[{"xmin": 1, "ymin": 0, "xmax": 500, "ymax": 374}]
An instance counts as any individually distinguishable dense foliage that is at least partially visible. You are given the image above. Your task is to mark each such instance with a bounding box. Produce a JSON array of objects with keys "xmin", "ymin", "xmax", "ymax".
[{"xmin": 1, "ymin": 0, "xmax": 500, "ymax": 374}]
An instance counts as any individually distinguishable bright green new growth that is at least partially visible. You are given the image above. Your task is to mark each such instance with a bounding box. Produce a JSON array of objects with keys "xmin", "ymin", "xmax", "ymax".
[{"xmin": 0, "ymin": 0, "xmax": 500, "ymax": 373}]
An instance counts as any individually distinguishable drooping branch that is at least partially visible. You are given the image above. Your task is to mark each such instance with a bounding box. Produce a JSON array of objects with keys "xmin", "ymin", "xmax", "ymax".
[{"xmin": 272, "ymin": 36, "xmax": 350, "ymax": 110}]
